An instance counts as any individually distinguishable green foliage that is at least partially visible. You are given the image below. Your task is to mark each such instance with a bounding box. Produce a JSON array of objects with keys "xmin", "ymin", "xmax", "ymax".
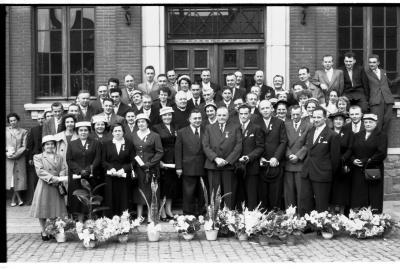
[{"xmin": 72, "ymin": 179, "xmax": 108, "ymax": 219}]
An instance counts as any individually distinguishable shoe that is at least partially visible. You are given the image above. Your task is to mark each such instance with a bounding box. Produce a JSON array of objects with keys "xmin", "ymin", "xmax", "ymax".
[
  {"xmin": 160, "ymin": 217, "xmax": 168, "ymax": 222},
  {"xmin": 18, "ymin": 201, "xmax": 24, "ymax": 206},
  {"xmin": 10, "ymin": 202, "xmax": 16, "ymax": 207},
  {"xmin": 41, "ymin": 233, "xmax": 50, "ymax": 241},
  {"xmin": 166, "ymin": 215, "xmax": 174, "ymax": 220}
]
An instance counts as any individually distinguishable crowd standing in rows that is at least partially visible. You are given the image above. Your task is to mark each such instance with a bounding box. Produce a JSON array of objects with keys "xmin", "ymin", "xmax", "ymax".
[{"xmin": 6, "ymin": 53, "xmax": 400, "ymax": 240}]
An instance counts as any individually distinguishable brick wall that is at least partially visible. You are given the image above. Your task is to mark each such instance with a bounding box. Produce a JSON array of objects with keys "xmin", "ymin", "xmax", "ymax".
[{"xmin": 384, "ymin": 155, "xmax": 400, "ymax": 200}]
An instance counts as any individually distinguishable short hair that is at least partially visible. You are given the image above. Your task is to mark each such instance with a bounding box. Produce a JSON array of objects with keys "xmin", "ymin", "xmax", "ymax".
[
  {"xmin": 144, "ymin": 65, "xmax": 155, "ymax": 72},
  {"xmin": 68, "ymin": 103, "xmax": 79, "ymax": 109},
  {"xmin": 202, "ymin": 87, "xmax": 214, "ymax": 94},
  {"xmin": 124, "ymin": 74, "xmax": 135, "ymax": 80},
  {"xmin": 201, "ymin": 69, "xmax": 211, "ymax": 74},
  {"xmin": 158, "ymin": 86, "xmax": 171, "ymax": 97},
  {"xmin": 142, "ymin": 94, "xmax": 152, "ymax": 101},
  {"xmin": 51, "ymin": 102, "xmax": 64, "ymax": 111},
  {"xmin": 110, "ymin": 87, "xmax": 122, "ymax": 96},
  {"xmin": 322, "ymin": 54, "xmax": 334, "ymax": 61},
  {"xmin": 97, "ymin": 84, "xmax": 108, "ymax": 91},
  {"xmin": 292, "ymin": 82, "xmax": 306, "ymax": 89},
  {"xmin": 59, "ymin": 113, "xmax": 77, "ymax": 131},
  {"xmin": 290, "ymin": 105, "xmax": 301, "ymax": 112},
  {"xmin": 313, "ymin": 106, "xmax": 327, "ymax": 117},
  {"xmin": 191, "ymin": 82, "xmax": 200, "ymax": 88},
  {"xmin": 238, "ymin": 105, "xmax": 251, "ymax": 113},
  {"xmin": 298, "ymin": 66, "xmax": 310, "ymax": 73},
  {"xmin": 368, "ymin": 54, "xmax": 380, "ymax": 61},
  {"xmin": 221, "ymin": 86, "xmax": 233, "ymax": 93},
  {"xmin": 157, "ymin": 73, "xmax": 167, "ymax": 79},
  {"xmin": 7, "ymin": 112, "xmax": 20, "ymax": 123},
  {"xmin": 189, "ymin": 108, "xmax": 202, "ymax": 117},
  {"xmin": 349, "ymin": 105, "xmax": 362, "ymax": 112},
  {"xmin": 44, "ymin": 111, "xmax": 53, "ymax": 118},
  {"xmin": 337, "ymin": 96, "xmax": 350, "ymax": 110},
  {"xmin": 216, "ymin": 106, "xmax": 229, "ymax": 114},
  {"xmin": 167, "ymin": 69, "xmax": 176, "ymax": 75},
  {"xmin": 102, "ymin": 97, "xmax": 114, "ymax": 105},
  {"xmin": 178, "ymin": 76, "xmax": 192, "ymax": 88},
  {"xmin": 344, "ymin": 52, "xmax": 356, "ymax": 59},
  {"xmin": 108, "ymin": 78, "xmax": 120, "ymax": 86},
  {"xmin": 110, "ymin": 122, "xmax": 125, "ymax": 134},
  {"xmin": 226, "ymin": 73, "xmax": 236, "ymax": 79},
  {"xmin": 273, "ymin": 75, "xmax": 284, "ymax": 81},
  {"xmin": 78, "ymin": 89, "xmax": 90, "ymax": 96},
  {"xmin": 246, "ymin": 92, "xmax": 258, "ymax": 100}
]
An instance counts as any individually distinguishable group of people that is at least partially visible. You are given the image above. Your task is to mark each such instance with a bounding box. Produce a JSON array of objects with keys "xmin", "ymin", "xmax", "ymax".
[{"xmin": 6, "ymin": 52, "xmax": 400, "ymax": 240}]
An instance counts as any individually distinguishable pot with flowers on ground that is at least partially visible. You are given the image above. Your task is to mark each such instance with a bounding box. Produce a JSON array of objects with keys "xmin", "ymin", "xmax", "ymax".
[
  {"xmin": 76, "ymin": 218, "xmax": 113, "ymax": 249},
  {"xmin": 44, "ymin": 217, "xmax": 76, "ymax": 243},
  {"xmin": 171, "ymin": 215, "xmax": 202, "ymax": 241},
  {"xmin": 304, "ymin": 210, "xmax": 346, "ymax": 240},
  {"xmin": 233, "ymin": 202, "xmax": 266, "ymax": 241},
  {"xmin": 281, "ymin": 206, "xmax": 307, "ymax": 245},
  {"xmin": 111, "ymin": 210, "xmax": 142, "ymax": 243}
]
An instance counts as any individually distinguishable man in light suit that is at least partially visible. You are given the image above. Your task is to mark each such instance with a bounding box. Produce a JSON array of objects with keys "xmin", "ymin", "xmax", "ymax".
[
  {"xmin": 175, "ymin": 109, "xmax": 206, "ymax": 215},
  {"xmin": 138, "ymin": 65, "xmax": 159, "ymax": 97},
  {"xmin": 299, "ymin": 106, "xmax": 341, "ymax": 215},
  {"xmin": 121, "ymin": 74, "xmax": 136, "ymax": 105},
  {"xmin": 92, "ymin": 98, "xmax": 126, "ymax": 126},
  {"xmin": 365, "ymin": 54, "xmax": 400, "ymax": 133},
  {"xmin": 283, "ymin": 105, "xmax": 311, "ymax": 208},
  {"xmin": 314, "ymin": 55, "xmax": 344, "ymax": 98},
  {"xmin": 90, "ymin": 85, "xmax": 109, "ymax": 114},
  {"xmin": 42, "ymin": 102, "xmax": 64, "ymax": 137},
  {"xmin": 202, "ymin": 106, "xmax": 242, "ymax": 209}
]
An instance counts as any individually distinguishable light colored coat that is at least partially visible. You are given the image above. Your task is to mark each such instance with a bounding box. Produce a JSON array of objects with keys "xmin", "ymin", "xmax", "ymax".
[
  {"xmin": 6, "ymin": 127, "xmax": 28, "ymax": 190},
  {"xmin": 54, "ymin": 131, "xmax": 79, "ymax": 171}
]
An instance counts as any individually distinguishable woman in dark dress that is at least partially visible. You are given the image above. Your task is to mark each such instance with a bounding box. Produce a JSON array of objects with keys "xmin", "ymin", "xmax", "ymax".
[
  {"xmin": 89, "ymin": 115, "xmax": 112, "ymax": 143},
  {"xmin": 350, "ymin": 113, "xmax": 387, "ymax": 213},
  {"xmin": 66, "ymin": 121, "xmax": 101, "ymax": 221},
  {"xmin": 132, "ymin": 113, "xmax": 164, "ymax": 222},
  {"xmin": 329, "ymin": 112, "xmax": 353, "ymax": 215},
  {"xmin": 102, "ymin": 123, "xmax": 136, "ymax": 217},
  {"xmin": 152, "ymin": 107, "xmax": 177, "ymax": 221}
]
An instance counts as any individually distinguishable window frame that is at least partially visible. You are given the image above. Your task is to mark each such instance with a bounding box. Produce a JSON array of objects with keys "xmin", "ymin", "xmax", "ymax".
[{"xmin": 34, "ymin": 6, "xmax": 96, "ymax": 101}]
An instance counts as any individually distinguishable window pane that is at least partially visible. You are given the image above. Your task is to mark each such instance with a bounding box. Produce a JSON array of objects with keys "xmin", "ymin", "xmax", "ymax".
[
  {"xmin": 352, "ymin": 27, "xmax": 363, "ymax": 49},
  {"xmin": 83, "ymin": 30, "xmax": 94, "ymax": 51},
  {"xmin": 194, "ymin": 50, "xmax": 208, "ymax": 68},
  {"xmin": 372, "ymin": 7, "xmax": 384, "ymax": 26},
  {"xmin": 70, "ymin": 8, "xmax": 82, "ymax": 29},
  {"xmin": 50, "ymin": 31, "xmax": 62, "ymax": 52},
  {"xmin": 224, "ymin": 50, "xmax": 237, "ymax": 68},
  {"xmin": 83, "ymin": 53, "xmax": 94, "ymax": 73},
  {"xmin": 37, "ymin": 9, "xmax": 49, "ymax": 30},
  {"xmin": 351, "ymin": 7, "xmax": 363, "ymax": 26},
  {"xmin": 82, "ymin": 8, "xmax": 95, "ymax": 29},
  {"xmin": 244, "ymin": 50, "xmax": 257, "ymax": 67},
  {"xmin": 37, "ymin": 32, "xmax": 50, "ymax": 53},
  {"xmin": 38, "ymin": 53, "xmax": 49, "ymax": 74},
  {"xmin": 386, "ymin": 50, "xmax": 397, "ymax": 71},
  {"xmin": 338, "ymin": 7, "xmax": 350, "ymax": 26},
  {"xmin": 173, "ymin": 50, "xmax": 188, "ymax": 69},
  {"xmin": 70, "ymin": 30, "xmax": 82, "ymax": 51},
  {"xmin": 372, "ymin": 28, "xmax": 384, "ymax": 49},
  {"xmin": 38, "ymin": 76, "xmax": 49, "ymax": 96},
  {"xmin": 83, "ymin": 75, "xmax": 95, "ymax": 95},
  {"xmin": 338, "ymin": 28, "xmax": 350, "ymax": 49},
  {"xmin": 353, "ymin": 50, "xmax": 364, "ymax": 66},
  {"xmin": 51, "ymin": 76, "xmax": 63, "ymax": 96},
  {"xmin": 386, "ymin": 27, "xmax": 397, "ymax": 49},
  {"xmin": 70, "ymin": 53, "xmax": 82, "ymax": 74},
  {"xmin": 51, "ymin": 53, "xmax": 62, "ymax": 74},
  {"xmin": 194, "ymin": 74, "xmax": 201, "ymax": 84},
  {"xmin": 386, "ymin": 7, "xmax": 397, "ymax": 26},
  {"xmin": 70, "ymin": 75, "xmax": 82, "ymax": 96},
  {"xmin": 50, "ymin": 9, "xmax": 62, "ymax": 30}
]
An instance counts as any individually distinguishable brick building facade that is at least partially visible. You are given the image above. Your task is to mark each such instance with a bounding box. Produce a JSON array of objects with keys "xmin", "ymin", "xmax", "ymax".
[{"xmin": 5, "ymin": 5, "xmax": 400, "ymax": 199}]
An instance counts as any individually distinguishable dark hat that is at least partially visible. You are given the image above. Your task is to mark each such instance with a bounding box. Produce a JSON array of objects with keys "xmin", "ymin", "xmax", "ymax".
[
  {"xmin": 273, "ymin": 100, "xmax": 289, "ymax": 110},
  {"xmin": 328, "ymin": 111, "xmax": 349, "ymax": 120},
  {"xmin": 204, "ymin": 102, "xmax": 217, "ymax": 111}
]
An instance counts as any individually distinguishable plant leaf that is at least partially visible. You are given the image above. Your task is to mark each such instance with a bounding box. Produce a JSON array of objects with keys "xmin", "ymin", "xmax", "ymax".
[
  {"xmin": 92, "ymin": 183, "xmax": 106, "ymax": 194},
  {"xmin": 72, "ymin": 189, "xmax": 89, "ymax": 198},
  {"xmin": 92, "ymin": 206, "xmax": 109, "ymax": 213},
  {"xmin": 80, "ymin": 178, "xmax": 92, "ymax": 192}
]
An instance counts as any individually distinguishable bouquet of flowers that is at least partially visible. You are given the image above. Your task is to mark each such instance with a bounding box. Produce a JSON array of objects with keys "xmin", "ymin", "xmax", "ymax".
[
  {"xmin": 111, "ymin": 210, "xmax": 140, "ymax": 236},
  {"xmin": 232, "ymin": 203, "xmax": 266, "ymax": 237},
  {"xmin": 217, "ymin": 206, "xmax": 236, "ymax": 237},
  {"xmin": 304, "ymin": 210, "xmax": 345, "ymax": 234},
  {"xmin": 76, "ymin": 217, "xmax": 114, "ymax": 246},
  {"xmin": 344, "ymin": 207, "xmax": 397, "ymax": 239},
  {"xmin": 44, "ymin": 217, "xmax": 76, "ymax": 237},
  {"xmin": 171, "ymin": 215, "xmax": 202, "ymax": 235},
  {"xmin": 280, "ymin": 206, "xmax": 307, "ymax": 236},
  {"xmin": 256, "ymin": 210, "xmax": 289, "ymax": 238}
]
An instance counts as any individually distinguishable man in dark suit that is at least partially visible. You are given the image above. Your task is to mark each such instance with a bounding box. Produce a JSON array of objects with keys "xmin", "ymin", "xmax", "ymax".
[
  {"xmin": 202, "ymin": 106, "xmax": 242, "ymax": 209},
  {"xmin": 121, "ymin": 74, "xmax": 137, "ymax": 105},
  {"xmin": 257, "ymin": 100, "xmax": 288, "ymax": 210},
  {"xmin": 42, "ymin": 102, "xmax": 64, "ymax": 136},
  {"xmin": 283, "ymin": 105, "xmax": 311, "ymax": 208},
  {"xmin": 340, "ymin": 52, "xmax": 369, "ymax": 113},
  {"xmin": 365, "ymin": 54, "xmax": 400, "ymax": 133},
  {"xmin": 236, "ymin": 104, "xmax": 264, "ymax": 209},
  {"xmin": 245, "ymin": 92, "xmax": 262, "ymax": 124},
  {"xmin": 234, "ymin": 71, "xmax": 247, "ymax": 98},
  {"xmin": 92, "ymin": 98, "xmax": 126, "ymax": 126},
  {"xmin": 299, "ymin": 106, "xmax": 341, "ymax": 215},
  {"xmin": 189, "ymin": 83, "xmax": 204, "ymax": 108},
  {"xmin": 110, "ymin": 88, "xmax": 133, "ymax": 118},
  {"xmin": 217, "ymin": 86, "xmax": 236, "ymax": 118},
  {"xmin": 25, "ymin": 112, "xmax": 45, "ymax": 205},
  {"xmin": 297, "ymin": 67, "xmax": 325, "ymax": 105},
  {"xmin": 175, "ymin": 109, "xmax": 206, "ymax": 215},
  {"xmin": 314, "ymin": 55, "xmax": 344, "ymax": 98},
  {"xmin": 343, "ymin": 105, "xmax": 365, "ymax": 134},
  {"xmin": 252, "ymin": 70, "xmax": 275, "ymax": 100},
  {"xmin": 137, "ymin": 94, "xmax": 160, "ymax": 127},
  {"xmin": 76, "ymin": 90, "xmax": 97, "ymax": 121},
  {"xmin": 90, "ymin": 85, "xmax": 110, "ymax": 114},
  {"xmin": 226, "ymin": 73, "xmax": 246, "ymax": 102},
  {"xmin": 200, "ymin": 69, "xmax": 222, "ymax": 102}
]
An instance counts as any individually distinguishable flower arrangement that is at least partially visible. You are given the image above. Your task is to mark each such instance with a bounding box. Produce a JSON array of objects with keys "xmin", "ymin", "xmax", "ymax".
[
  {"xmin": 280, "ymin": 206, "xmax": 307, "ymax": 236},
  {"xmin": 344, "ymin": 207, "xmax": 397, "ymax": 239},
  {"xmin": 45, "ymin": 217, "xmax": 76, "ymax": 237},
  {"xmin": 171, "ymin": 215, "xmax": 202, "ymax": 235},
  {"xmin": 304, "ymin": 210, "xmax": 345, "ymax": 234},
  {"xmin": 217, "ymin": 206, "xmax": 236, "ymax": 237},
  {"xmin": 235, "ymin": 203, "xmax": 266, "ymax": 237},
  {"xmin": 76, "ymin": 217, "xmax": 115, "ymax": 247},
  {"xmin": 111, "ymin": 210, "xmax": 141, "ymax": 236}
]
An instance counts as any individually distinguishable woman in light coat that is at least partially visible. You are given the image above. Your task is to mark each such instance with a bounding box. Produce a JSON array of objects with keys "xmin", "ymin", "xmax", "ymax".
[
  {"xmin": 30, "ymin": 135, "xmax": 68, "ymax": 241},
  {"xmin": 6, "ymin": 113, "xmax": 28, "ymax": 206}
]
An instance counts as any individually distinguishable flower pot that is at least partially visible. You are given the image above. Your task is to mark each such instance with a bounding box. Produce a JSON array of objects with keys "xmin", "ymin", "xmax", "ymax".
[
  {"xmin": 205, "ymin": 230, "xmax": 218, "ymax": 241},
  {"xmin": 182, "ymin": 233, "xmax": 195, "ymax": 241},
  {"xmin": 147, "ymin": 230, "xmax": 160, "ymax": 242},
  {"xmin": 286, "ymin": 234, "xmax": 297, "ymax": 246},
  {"xmin": 83, "ymin": 240, "xmax": 98, "ymax": 249},
  {"xmin": 258, "ymin": 235, "xmax": 284, "ymax": 246},
  {"xmin": 321, "ymin": 232, "xmax": 334, "ymax": 240},
  {"xmin": 118, "ymin": 234, "xmax": 129, "ymax": 243},
  {"xmin": 237, "ymin": 232, "xmax": 248, "ymax": 241},
  {"xmin": 55, "ymin": 233, "xmax": 66, "ymax": 243}
]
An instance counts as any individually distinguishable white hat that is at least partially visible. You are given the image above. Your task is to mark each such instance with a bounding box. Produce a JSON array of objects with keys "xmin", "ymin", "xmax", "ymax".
[
  {"xmin": 41, "ymin": 135, "xmax": 57, "ymax": 146},
  {"xmin": 75, "ymin": 121, "xmax": 92, "ymax": 129},
  {"xmin": 159, "ymin": 106, "xmax": 174, "ymax": 116},
  {"xmin": 91, "ymin": 115, "xmax": 108, "ymax": 124},
  {"xmin": 135, "ymin": 113, "xmax": 150, "ymax": 123},
  {"xmin": 363, "ymin": 113, "xmax": 378, "ymax": 121}
]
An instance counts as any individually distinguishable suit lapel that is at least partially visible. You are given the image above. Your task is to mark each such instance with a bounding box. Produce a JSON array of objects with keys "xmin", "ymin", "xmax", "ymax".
[{"xmin": 312, "ymin": 126, "xmax": 328, "ymax": 148}]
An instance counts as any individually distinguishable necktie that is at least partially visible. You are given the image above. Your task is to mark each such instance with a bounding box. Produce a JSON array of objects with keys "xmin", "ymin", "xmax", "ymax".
[
  {"xmin": 107, "ymin": 115, "xmax": 111, "ymax": 122},
  {"xmin": 313, "ymin": 128, "xmax": 319, "ymax": 144},
  {"xmin": 219, "ymin": 124, "xmax": 224, "ymax": 133},
  {"xmin": 241, "ymin": 123, "xmax": 245, "ymax": 134},
  {"xmin": 195, "ymin": 127, "xmax": 199, "ymax": 138},
  {"xmin": 365, "ymin": 132, "xmax": 370, "ymax": 140},
  {"xmin": 352, "ymin": 123, "xmax": 357, "ymax": 133},
  {"xmin": 294, "ymin": 122, "xmax": 299, "ymax": 131}
]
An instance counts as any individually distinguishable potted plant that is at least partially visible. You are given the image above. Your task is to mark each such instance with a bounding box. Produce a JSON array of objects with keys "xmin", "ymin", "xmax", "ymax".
[
  {"xmin": 233, "ymin": 203, "xmax": 265, "ymax": 241},
  {"xmin": 256, "ymin": 209, "xmax": 291, "ymax": 245},
  {"xmin": 280, "ymin": 206, "xmax": 307, "ymax": 245},
  {"xmin": 139, "ymin": 176, "xmax": 166, "ymax": 242},
  {"xmin": 76, "ymin": 217, "xmax": 114, "ymax": 249},
  {"xmin": 304, "ymin": 210, "xmax": 344, "ymax": 239},
  {"xmin": 111, "ymin": 210, "xmax": 142, "ymax": 243},
  {"xmin": 44, "ymin": 217, "xmax": 76, "ymax": 243},
  {"xmin": 171, "ymin": 215, "xmax": 202, "ymax": 240}
]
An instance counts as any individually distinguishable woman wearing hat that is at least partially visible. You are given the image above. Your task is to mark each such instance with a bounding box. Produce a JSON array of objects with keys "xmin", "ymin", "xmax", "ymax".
[
  {"xmin": 202, "ymin": 102, "xmax": 218, "ymax": 127},
  {"xmin": 132, "ymin": 113, "xmax": 164, "ymax": 222},
  {"xmin": 30, "ymin": 135, "xmax": 68, "ymax": 240},
  {"xmin": 102, "ymin": 123, "xmax": 136, "ymax": 216},
  {"xmin": 350, "ymin": 113, "xmax": 387, "ymax": 213},
  {"xmin": 293, "ymin": 87, "xmax": 312, "ymax": 118},
  {"xmin": 329, "ymin": 111, "xmax": 354, "ymax": 215},
  {"xmin": 177, "ymin": 75, "xmax": 193, "ymax": 100},
  {"xmin": 66, "ymin": 121, "xmax": 101, "ymax": 220},
  {"xmin": 152, "ymin": 107, "xmax": 178, "ymax": 221},
  {"xmin": 89, "ymin": 115, "xmax": 112, "ymax": 143}
]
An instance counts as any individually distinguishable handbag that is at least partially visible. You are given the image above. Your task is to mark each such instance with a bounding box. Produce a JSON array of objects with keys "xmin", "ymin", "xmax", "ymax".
[
  {"xmin": 57, "ymin": 183, "xmax": 67, "ymax": 196},
  {"xmin": 364, "ymin": 159, "xmax": 381, "ymax": 181}
]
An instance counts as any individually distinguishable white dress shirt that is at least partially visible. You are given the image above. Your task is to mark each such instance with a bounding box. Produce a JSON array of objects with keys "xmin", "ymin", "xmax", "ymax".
[
  {"xmin": 373, "ymin": 69, "xmax": 381, "ymax": 80},
  {"xmin": 313, "ymin": 123, "xmax": 326, "ymax": 143},
  {"xmin": 263, "ymin": 117, "xmax": 272, "ymax": 129},
  {"xmin": 352, "ymin": 121, "xmax": 361, "ymax": 133},
  {"xmin": 325, "ymin": 68, "xmax": 333, "ymax": 82}
]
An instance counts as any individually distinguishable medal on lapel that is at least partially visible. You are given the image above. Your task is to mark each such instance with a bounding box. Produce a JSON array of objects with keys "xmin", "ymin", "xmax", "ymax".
[
  {"xmin": 244, "ymin": 130, "xmax": 248, "ymax": 137},
  {"xmin": 122, "ymin": 144, "xmax": 125, "ymax": 151},
  {"xmin": 174, "ymin": 131, "xmax": 177, "ymax": 137},
  {"xmin": 318, "ymin": 136, "xmax": 323, "ymax": 143},
  {"xmin": 225, "ymin": 131, "xmax": 229, "ymax": 138},
  {"xmin": 144, "ymin": 135, "xmax": 148, "ymax": 142},
  {"xmin": 85, "ymin": 143, "xmax": 89, "ymax": 150},
  {"xmin": 298, "ymin": 129, "xmax": 302, "ymax": 137},
  {"xmin": 269, "ymin": 124, "xmax": 273, "ymax": 131}
]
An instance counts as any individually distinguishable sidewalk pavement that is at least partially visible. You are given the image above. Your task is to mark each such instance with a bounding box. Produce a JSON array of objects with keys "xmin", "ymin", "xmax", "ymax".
[{"xmin": 6, "ymin": 200, "xmax": 400, "ymax": 262}]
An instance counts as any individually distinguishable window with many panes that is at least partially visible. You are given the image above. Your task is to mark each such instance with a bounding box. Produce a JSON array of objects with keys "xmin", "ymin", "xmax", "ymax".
[{"xmin": 36, "ymin": 7, "xmax": 95, "ymax": 99}]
